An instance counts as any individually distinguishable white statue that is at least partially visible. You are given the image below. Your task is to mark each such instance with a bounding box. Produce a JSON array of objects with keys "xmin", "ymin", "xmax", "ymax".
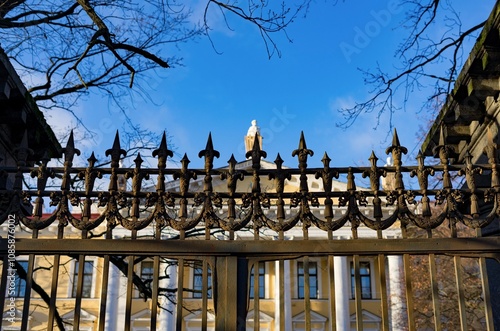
[{"xmin": 247, "ymin": 119, "xmax": 260, "ymax": 136}]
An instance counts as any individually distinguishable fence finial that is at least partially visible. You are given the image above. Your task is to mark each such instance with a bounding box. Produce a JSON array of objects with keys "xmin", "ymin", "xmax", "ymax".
[
  {"xmin": 105, "ymin": 131, "xmax": 126, "ymax": 167},
  {"xmin": 246, "ymin": 133, "xmax": 266, "ymax": 169},
  {"xmin": 152, "ymin": 131, "xmax": 173, "ymax": 169},
  {"xmin": 199, "ymin": 132, "xmax": 220, "ymax": 172},
  {"xmin": 62, "ymin": 130, "xmax": 81, "ymax": 164}
]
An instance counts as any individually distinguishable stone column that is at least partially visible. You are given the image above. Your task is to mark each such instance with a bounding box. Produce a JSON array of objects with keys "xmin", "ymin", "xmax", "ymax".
[
  {"xmin": 274, "ymin": 260, "xmax": 292, "ymax": 330},
  {"xmin": 334, "ymin": 256, "xmax": 350, "ymax": 330},
  {"xmin": 387, "ymin": 255, "xmax": 406, "ymax": 330},
  {"xmin": 159, "ymin": 260, "xmax": 177, "ymax": 330},
  {"xmin": 104, "ymin": 260, "xmax": 116, "ymax": 331},
  {"xmin": 105, "ymin": 262, "xmax": 126, "ymax": 331}
]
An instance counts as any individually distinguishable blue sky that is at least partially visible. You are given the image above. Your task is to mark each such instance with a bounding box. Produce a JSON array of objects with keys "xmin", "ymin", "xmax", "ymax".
[{"xmin": 46, "ymin": 0, "xmax": 496, "ymax": 170}]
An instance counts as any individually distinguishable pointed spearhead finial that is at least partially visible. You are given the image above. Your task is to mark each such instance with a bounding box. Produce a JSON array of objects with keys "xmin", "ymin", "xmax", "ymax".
[
  {"xmin": 87, "ymin": 152, "xmax": 98, "ymax": 168},
  {"xmin": 246, "ymin": 133, "xmax": 267, "ymax": 169},
  {"xmin": 369, "ymin": 151, "xmax": 378, "ymax": 166},
  {"xmin": 180, "ymin": 153, "xmax": 190, "ymax": 168},
  {"xmin": 321, "ymin": 152, "xmax": 331, "ymax": 168},
  {"xmin": 62, "ymin": 130, "xmax": 81, "ymax": 164},
  {"xmin": 416, "ymin": 150, "xmax": 425, "ymax": 167},
  {"xmin": 362, "ymin": 150, "xmax": 386, "ymax": 192},
  {"xmin": 438, "ymin": 125, "xmax": 446, "ymax": 146},
  {"xmin": 274, "ymin": 153, "xmax": 284, "ymax": 169},
  {"xmin": 105, "ymin": 131, "xmax": 127, "ymax": 167},
  {"xmin": 298, "ymin": 131, "xmax": 308, "ymax": 149},
  {"xmin": 134, "ymin": 153, "xmax": 144, "ymax": 168},
  {"xmin": 316, "ymin": 152, "xmax": 338, "ymax": 194},
  {"xmin": 227, "ymin": 154, "xmax": 238, "ymax": 171},
  {"xmin": 292, "ymin": 131, "xmax": 314, "ymax": 192},
  {"xmin": 198, "ymin": 132, "xmax": 220, "ymax": 172},
  {"xmin": 174, "ymin": 153, "xmax": 196, "ymax": 196},
  {"xmin": 432, "ymin": 125, "xmax": 454, "ymax": 165},
  {"xmin": 410, "ymin": 149, "xmax": 434, "ymax": 193},
  {"xmin": 385, "ymin": 128, "xmax": 407, "ymax": 154},
  {"xmin": 222, "ymin": 154, "xmax": 244, "ymax": 196},
  {"xmin": 385, "ymin": 128, "xmax": 407, "ymax": 167},
  {"xmin": 152, "ymin": 131, "xmax": 174, "ymax": 169},
  {"xmin": 292, "ymin": 131, "xmax": 314, "ymax": 166}
]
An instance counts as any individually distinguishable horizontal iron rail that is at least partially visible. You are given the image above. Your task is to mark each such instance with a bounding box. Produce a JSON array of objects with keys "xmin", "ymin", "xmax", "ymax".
[
  {"xmin": 0, "ymin": 188, "xmax": 489, "ymax": 199},
  {"xmin": 2, "ymin": 237, "xmax": 500, "ymax": 257},
  {"xmin": 0, "ymin": 164, "xmax": 478, "ymax": 175}
]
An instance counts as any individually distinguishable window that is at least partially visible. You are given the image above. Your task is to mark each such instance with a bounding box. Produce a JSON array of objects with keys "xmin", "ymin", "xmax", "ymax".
[
  {"xmin": 13, "ymin": 261, "xmax": 28, "ymax": 297},
  {"xmin": 350, "ymin": 261, "xmax": 372, "ymax": 299},
  {"xmin": 72, "ymin": 260, "xmax": 94, "ymax": 298},
  {"xmin": 297, "ymin": 261, "xmax": 318, "ymax": 299},
  {"xmin": 139, "ymin": 261, "xmax": 154, "ymax": 298},
  {"xmin": 193, "ymin": 261, "xmax": 212, "ymax": 298},
  {"xmin": 249, "ymin": 262, "xmax": 265, "ymax": 299}
]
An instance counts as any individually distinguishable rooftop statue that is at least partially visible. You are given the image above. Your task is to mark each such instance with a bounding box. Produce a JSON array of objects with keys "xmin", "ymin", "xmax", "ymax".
[{"xmin": 247, "ymin": 119, "xmax": 260, "ymax": 136}]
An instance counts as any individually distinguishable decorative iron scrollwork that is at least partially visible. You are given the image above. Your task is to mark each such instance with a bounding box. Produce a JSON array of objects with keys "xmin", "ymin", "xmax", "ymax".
[{"xmin": 2, "ymin": 127, "xmax": 500, "ymax": 236}]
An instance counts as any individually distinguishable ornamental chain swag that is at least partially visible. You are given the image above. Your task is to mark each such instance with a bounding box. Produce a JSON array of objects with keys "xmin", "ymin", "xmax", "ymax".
[{"xmin": 1, "ymin": 127, "xmax": 499, "ymax": 239}]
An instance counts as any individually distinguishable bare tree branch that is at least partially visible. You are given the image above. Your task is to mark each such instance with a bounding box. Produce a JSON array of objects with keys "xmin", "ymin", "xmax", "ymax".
[
  {"xmin": 0, "ymin": 0, "xmax": 310, "ymax": 133},
  {"xmin": 337, "ymin": 1, "xmax": 488, "ymax": 130}
]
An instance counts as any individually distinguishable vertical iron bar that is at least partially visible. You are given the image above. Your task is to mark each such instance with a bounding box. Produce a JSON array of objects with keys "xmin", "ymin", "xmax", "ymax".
[
  {"xmin": 478, "ymin": 229, "xmax": 494, "ymax": 331},
  {"xmin": 479, "ymin": 256, "xmax": 494, "ymax": 331},
  {"xmin": 237, "ymin": 257, "xmax": 249, "ymax": 331},
  {"xmin": 150, "ymin": 256, "xmax": 160, "ymax": 330},
  {"xmin": 401, "ymin": 224, "xmax": 416, "ymax": 331},
  {"xmin": 279, "ymin": 259, "xmax": 285, "ymax": 331},
  {"xmin": 327, "ymin": 255, "xmax": 336, "ymax": 331},
  {"xmin": 176, "ymin": 258, "xmax": 185, "ymax": 331},
  {"xmin": 304, "ymin": 257, "xmax": 311, "ymax": 331},
  {"xmin": 402, "ymin": 254, "xmax": 416, "ymax": 331},
  {"xmin": 151, "ymin": 222, "xmax": 162, "ymax": 331},
  {"xmin": 428, "ymin": 253, "xmax": 441, "ymax": 331},
  {"xmin": 176, "ymin": 229, "xmax": 187, "ymax": 330},
  {"xmin": 376, "ymin": 228, "xmax": 389, "ymax": 331},
  {"xmin": 378, "ymin": 253, "xmax": 389, "ymax": 331},
  {"xmin": 427, "ymin": 230, "xmax": 441, "ymax": 331},
  {"xmin": 98, "ymin": 255, "xmax": 110, "ymax": 331},
  {"xmin": 73, "ymin": 242, "xmax": 87, "ymax": 330},
  {"xmin": 450, "ymin": 216, "xmax": 467, "ymax": 331},
  {"xmin": 47, "ymin": 225, "xmax": 64, "ymax": 331},
  {"xmin": 98, "ymin": 226, "xmax": 113, "ymax": 331},
  {"xmin": 20, "ymin": 229, "xmax": 38, "ymax": 331},
  {"xmin": 124, "ymin": 230, "xmax": 137, "ymax": 331},
  {"xmin": 454, "ymin": 256, "xmax": 468, "ymax": 331},
  {"xmin": 0, "ymin": 255, "xmax": 9, "ymax": 330},
  {"xmin": 201, "ymin": 259, "xmax": 208, "ymax": 331},
  {"xmin": 353, "ymin": 255, "xmax": 363, "ymax": 331},
  {"xmin": 215, "ymin": 256, "xmax": 240, "ymax": 330},
  {"xmin": 253, "ymin": 261, "xmax": 260, "ymax": 331}
]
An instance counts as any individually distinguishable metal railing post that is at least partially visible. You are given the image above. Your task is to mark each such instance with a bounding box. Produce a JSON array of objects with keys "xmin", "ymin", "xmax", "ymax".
[{"xmin": 215, "ymin": 256, "xmax": 248, "ymax": 331}]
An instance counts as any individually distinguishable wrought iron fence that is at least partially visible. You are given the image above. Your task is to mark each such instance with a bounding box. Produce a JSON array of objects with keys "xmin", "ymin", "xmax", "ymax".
[{"xmin": 0, "ymin": 128, "xmax": 499, "ymax": 330}]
